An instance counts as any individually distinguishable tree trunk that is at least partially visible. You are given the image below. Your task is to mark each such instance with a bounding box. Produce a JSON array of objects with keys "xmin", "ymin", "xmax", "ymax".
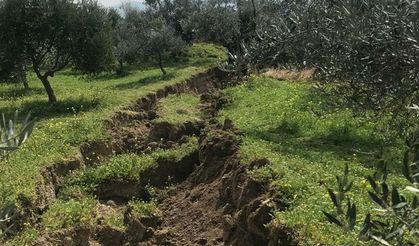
[
  {"xmin": 22, "ymin": 77, "xmax": 29, "ymax": 90},
  {"xmin": 158, "ymin": 52, "xmax": 167, "ymax": 75},
  {"xmin": 117, "ymin": 60, "xmax": 124, "ymax": 74},
  {"xmin": 40, "ymin": 76, "xmax": 57, "ymax": 103},
  {"xmin": 34, "ymin": 67, "xmax": 57, "ymax": 103},
  {"xmin": 236, "ymin": 41, "xmax": 243, "ymax": 79},
  {"xmin": 18, "ymin": 65, "xmax": 29, "ymax": 89}
]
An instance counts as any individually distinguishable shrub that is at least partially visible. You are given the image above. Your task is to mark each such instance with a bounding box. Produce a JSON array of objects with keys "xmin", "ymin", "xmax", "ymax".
[{"xmin": 0, "ymin": 111, "xmax": 35, "ymax": 160}]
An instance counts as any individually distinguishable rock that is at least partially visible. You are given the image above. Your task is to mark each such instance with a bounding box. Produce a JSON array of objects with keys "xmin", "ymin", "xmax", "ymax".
[
  {"xmin": 126, "ymin": 217, "xmax": 147, "ymax": 243},
  {"xmin": 247, "ymin": 199, "xmax": 275, "ymax": 239},
  {"xmin": 97, "ymin": 226, "xmax": 125, "ymax": 246},
  {"xmin": 106, "ymin": 200, "xmax": 117, "ymax": 207}
]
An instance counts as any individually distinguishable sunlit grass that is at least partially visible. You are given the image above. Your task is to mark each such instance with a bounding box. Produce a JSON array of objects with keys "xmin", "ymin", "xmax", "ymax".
[
  {"xmin": 219, "ymin": 76, "xmax": 406, "ymax": 245},
  {"xmin": 156, "ymin": 93, "xmax": 201, "ymax": 124}
]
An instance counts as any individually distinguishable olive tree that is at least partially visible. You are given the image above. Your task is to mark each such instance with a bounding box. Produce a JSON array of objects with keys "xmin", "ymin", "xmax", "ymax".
[
  {"xmin": 247, "ymin": 0, "xmax": 419, "ymax": 114},
  {"xmin": 140, "ymin": 16, "xmax": 186, "ymax": 75},
  {"xmin": 0, "ymin": 0, "xmax": 114, "ymax": 103},
  {"xmin": 111, "ymin": 4, "xmax": 144, "ymax": 74}
]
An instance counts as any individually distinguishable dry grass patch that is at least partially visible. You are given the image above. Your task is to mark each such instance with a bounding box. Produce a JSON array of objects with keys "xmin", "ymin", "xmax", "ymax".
[{"xmin": 263, "ymin": 68, "xmax": 315, "ymax": 81}]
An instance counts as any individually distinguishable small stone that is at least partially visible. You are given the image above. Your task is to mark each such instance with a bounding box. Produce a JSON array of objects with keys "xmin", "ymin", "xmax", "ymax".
[{"xmin": 106, "ymin": 200, "xmax": 116, "ymax": 207}]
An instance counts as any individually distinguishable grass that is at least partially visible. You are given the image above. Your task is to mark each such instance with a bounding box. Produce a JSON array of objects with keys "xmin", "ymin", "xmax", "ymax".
[
  {"xmin": 128, "ymin": 200, "xmax": 160, "ymax": 218},
  {"xmin": 41, "ymin": 198, "xmax": 97, "ymax": 231},
  {"xmin": 218, "ymin": 76, "xmax": 407, "ymax": 245},
  {"xmin": 155, "ymin": 93, "xmax": 201, "ymax": 124},
  {"xmin": 0, "ymin": 43, "xmax": 226, "ymax": 206},
  {"xmin": 62, "ymin": 137, "xmax": 198, "ymax": 197}
]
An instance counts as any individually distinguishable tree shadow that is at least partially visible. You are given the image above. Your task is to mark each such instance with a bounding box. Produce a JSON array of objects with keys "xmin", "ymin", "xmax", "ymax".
[
  {"xmin": 111, "ymin": 73, "xmax": 175, "ymax": 90},
  {"xmin": 90, "ymin": 70, "xmax": 135, "ymax": 81},
  {"xmin": 245, "ymin": 122, "xmax": 386, "ymax": 170},
  {"xmin": 1, "ymin": 97, "xmax": 101, "ymax": 121},
  {"xmin": 1, "ymin": 87, "xmax": 44, "ymax": 99}
]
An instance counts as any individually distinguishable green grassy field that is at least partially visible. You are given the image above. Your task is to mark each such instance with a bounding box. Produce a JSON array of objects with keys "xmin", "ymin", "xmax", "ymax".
[
  {"xmin": 1, "ymin": 42, "xmax": 412, "ymax": 245},
  {"xmin": 0, "ymin": 43, "xmax": 226, "ymax": 207},
  {"xmin": 219, "ymin": 76, "xmax": 407, "ymax": 245}
]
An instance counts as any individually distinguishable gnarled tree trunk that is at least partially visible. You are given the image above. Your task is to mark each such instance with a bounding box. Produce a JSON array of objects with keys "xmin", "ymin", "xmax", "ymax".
[
  {"xmin": 158, "ymin": 52, "xmax": 167, "ymax": 75},
  {"xmin": 33, "ymin": 66, "xmax": 57, "ymax": 103}
]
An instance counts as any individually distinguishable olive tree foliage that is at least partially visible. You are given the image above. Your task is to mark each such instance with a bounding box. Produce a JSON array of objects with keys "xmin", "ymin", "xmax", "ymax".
[
  {"xmin": 0, "ymin": 0, "xmax": 114, "ymax": 103},
  {"xmin": 0, "ymin": 1, "xmax": 29, "ymax": 89},
  {"xmin": 322, "ymin": 108, "xmax": 419, "ymax": 245},
  {"xmin": 110, "ymin": 5, "xmax": 144, "ymax": 74},
  {"xmin": 139, "ymin": 16, "xmax": 186, "ymax": 75},
  {"xmin": 189, "ymin": 0, "xmax": 241, "ymax": 48},
  {"xmin": 145, "ymin": 0, "xmax": 200, "ymax": 43},
  {"xmin": 246, "ymin": 0, "xmax": 419, "ymax": 114}
]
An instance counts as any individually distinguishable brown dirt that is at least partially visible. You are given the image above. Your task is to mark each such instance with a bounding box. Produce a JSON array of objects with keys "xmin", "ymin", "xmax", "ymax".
[{"xmin": 138, "ymin": 121, "xmax": 298, "ymax": 246}]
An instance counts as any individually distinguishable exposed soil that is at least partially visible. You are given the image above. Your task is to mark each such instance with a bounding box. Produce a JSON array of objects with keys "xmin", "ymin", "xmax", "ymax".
[{"xmin": 29, "ymin": 68, "xmax": 298, "ymax": 246}]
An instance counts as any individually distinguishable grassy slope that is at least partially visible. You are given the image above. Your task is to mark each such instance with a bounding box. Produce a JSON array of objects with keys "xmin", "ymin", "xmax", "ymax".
[
  {"xmin": 219, "ymin": 76, "xmax": 406, "ymax": 245},
  {"xmin": 0, "ymin": 43, "xmax": 226, "ymax": 206}
]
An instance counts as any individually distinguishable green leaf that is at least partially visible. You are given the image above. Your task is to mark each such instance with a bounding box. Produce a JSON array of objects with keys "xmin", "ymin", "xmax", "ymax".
[
  {"xmin": 412, "ymin": 196, "xmax": 418, "ymax": 209},
  {"xmin": 385, "ymin": 227, "xmax": 403, "ymax": 240},
  {"xmin": 381, "ymin": 182, "xmax": 389, "ymax": 201},
  {"xmin": 347, "ymin": 201, "xmax": 356, "ymax": 230},
  {"xmin": 406, "ymin": 186, "xmax": 419, "ymax": 193},
  {"xmin": 367, "ymin": 176, "xmax": 379, "ymax": 193},
  {"xmin": 327, "ymin": 188, "xmax": 339, "ymax": 208},
  {"xmin": 358, "ymin": 213, "xmax": 371, "ymax": 240},
  {"xmin": 391, "ymin": 202, "xmax": 407, "ymax": 210},
  {"xmin": 371, "ymin": 235, "xmax": 392, "ymax": 246},
  {"xmin": 368, "ymin": 191, "xmax": 386, "ymax": 208},
  {"xmin": 402, "ymin": 152, "xmax": 412, "ymax": 182},
  {"xmin": 391, "ymin": 187, "xmax": 400, "ymax": 206},
  {"xmin": 322, "ymin": 211, "xmax": 343, "ymax": 227},
  {"xmin": 343, "ymin": 180, "xmax": 353, "ymax": 193}
]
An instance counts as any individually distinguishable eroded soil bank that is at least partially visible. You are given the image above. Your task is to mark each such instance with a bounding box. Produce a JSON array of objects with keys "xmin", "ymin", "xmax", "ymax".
[{"xmin": 19, "ymin": 68, "xmax": 298, "ymax": 245}]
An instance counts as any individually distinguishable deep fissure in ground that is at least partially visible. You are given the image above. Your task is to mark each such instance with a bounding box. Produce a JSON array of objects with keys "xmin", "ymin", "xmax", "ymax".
[{"xmin": 17, "ymin": 68, "xmax": 298, "ymax": 245}]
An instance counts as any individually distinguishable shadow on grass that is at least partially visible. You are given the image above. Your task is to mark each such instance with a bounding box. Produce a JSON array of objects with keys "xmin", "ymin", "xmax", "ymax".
[
  {"xmin": 245, "ymin": 123, "xmax": 385, "ymax": 169},
  {"xmin": 111, "ymin": 73, "xmax": 175, "ymax": 90},
  {"xmin": 1, "ymin": 97, "xmax": 101, "ymax": 121},
  {"xmin": 1, "ymin": 87, "xmax": 44, "ymax": 99},
  {"xmin": 90, "ymin": 70, "xmax": 135, "ymax": 81}
]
